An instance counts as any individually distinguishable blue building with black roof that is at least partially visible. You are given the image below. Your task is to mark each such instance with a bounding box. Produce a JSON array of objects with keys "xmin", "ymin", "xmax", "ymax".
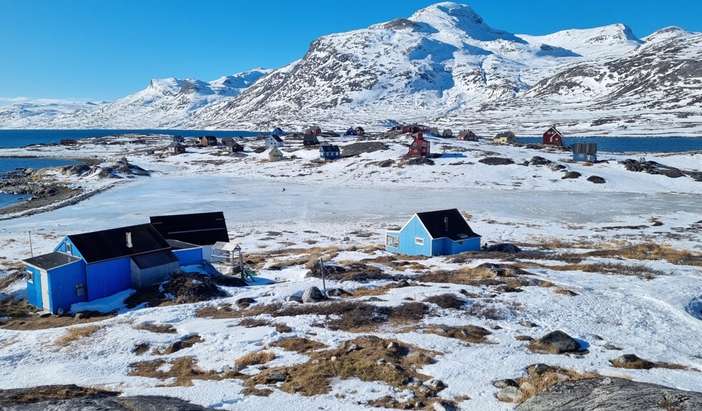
[{"xmin": 23, "ymin": 212, "xmax": 230, "ymax": 314}]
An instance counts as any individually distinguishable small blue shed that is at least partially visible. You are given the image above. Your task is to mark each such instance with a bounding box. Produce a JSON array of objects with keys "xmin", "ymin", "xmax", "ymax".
[
  {"xmin": 572, "ymin": 143, "xmax": 597, "ymax": 162},
  {"xmin": 385, "ymin": 209, "xmax": 481, "ymax": 257}
]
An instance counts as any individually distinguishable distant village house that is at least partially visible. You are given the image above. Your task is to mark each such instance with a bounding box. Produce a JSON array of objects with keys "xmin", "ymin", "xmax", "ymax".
[
  {"xmin": 543, "ymin": 126, "xmax": 564, "ymax": 146},
  {"xmin": 493, "ymin": 131, "xmax": 516, "ymax": 145},
  {"xmin": 457, "ymin": 130, "xmax": 479, "ymax": 141},
  {"xmin": 198, "ymin": 136, "xmax": 218, "ymax": 147},
  {"xmin": 407, "ymin": 132, "xmax": 431, "ymax": 158},
  {"xmin": 319, "ymin": 144, "xmax": 341, "ymax": 160}
]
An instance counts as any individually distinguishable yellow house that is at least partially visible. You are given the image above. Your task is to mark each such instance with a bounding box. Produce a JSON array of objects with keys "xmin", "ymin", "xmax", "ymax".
[{"xmin": 493, "ymin": 131, "xmax": 516, "ymax": 145}]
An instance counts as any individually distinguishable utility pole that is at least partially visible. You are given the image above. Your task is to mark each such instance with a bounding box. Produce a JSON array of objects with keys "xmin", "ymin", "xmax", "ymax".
[
  {"xmin": 28, "ymin": 231, "xmax": 34, "ymax": 257},
  {"xmin": 319, "ymin": 257, "xmax": 327, "ymax": 296}
]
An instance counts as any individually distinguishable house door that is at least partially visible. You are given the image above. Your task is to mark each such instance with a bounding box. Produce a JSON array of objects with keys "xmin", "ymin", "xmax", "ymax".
[{"xmin": 40, "ymin": 269, "xmax": 51, "ymax": 312}]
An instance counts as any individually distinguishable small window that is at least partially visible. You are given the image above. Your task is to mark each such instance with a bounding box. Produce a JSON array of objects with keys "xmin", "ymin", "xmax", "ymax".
[
  {"xmin": 26, "ymin": 270, "xmax": 34, "ymax": 284},
  {"xmin": 415, "ymin": 237, "xmax": 425, "ymax": 246},
  {"xmin": 75, "ymin": 283, "xmax": 85, "ymax": 297},
  {"xmin": 386, "ymin": 235, "xmax": 399, "ymax": 247},
  {"xmin": 66, "ymin": 243, "xmax": 73, "ymax": 255}
]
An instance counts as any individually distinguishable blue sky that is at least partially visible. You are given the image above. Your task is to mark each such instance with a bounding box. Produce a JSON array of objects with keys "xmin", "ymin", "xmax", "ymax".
[{"xmin": 1, "ymin": 0, "xmax": 699, "ymax": 100}]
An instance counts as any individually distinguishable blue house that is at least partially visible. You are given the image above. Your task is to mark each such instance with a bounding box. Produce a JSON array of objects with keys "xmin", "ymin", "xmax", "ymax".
[
  {"xmin": 23, "ymin": 211, "xmax": 230, "ymax": 314},
  {"xmin": 385, "ymin": 209, "xmax": 481, "ymax": 257},
  {"xmin": 320, "ymin": 144, "xmax": 341, "ymax": 160},
  {"xmin": 24, "ymin": 224, "xmax": 181, "ymax": 314}
]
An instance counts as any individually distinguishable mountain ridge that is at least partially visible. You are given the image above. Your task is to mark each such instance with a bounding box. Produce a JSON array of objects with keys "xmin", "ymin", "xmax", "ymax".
[{"xmin": 1, "ymin": 2, "xmax": 700, "ymax": 135}]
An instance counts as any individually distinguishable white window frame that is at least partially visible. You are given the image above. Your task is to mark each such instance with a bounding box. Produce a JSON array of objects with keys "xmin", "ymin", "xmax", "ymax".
[
  {"xmin": 415, "ymin": 237, "xmax": 425, "ymax": 246},
  {"xmin": 66, "ymin": 242, "xmax": 73, "ymax": 255},
  {"xmin": 386, "ymin": 235, "xmax": 399, "ymax": 247},
  {"xmin": 26, "ymin": 269, "xmax": 34, "ymax": 284}
]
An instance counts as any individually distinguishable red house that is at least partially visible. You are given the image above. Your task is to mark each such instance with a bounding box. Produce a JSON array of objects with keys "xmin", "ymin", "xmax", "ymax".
[
  {"xmin": 543, "ymin": 126, "xmax": 564, "ymax": 146},
  {"xmin": 407, "ymin": 132, "xmax": 430, "ymax": 157}
]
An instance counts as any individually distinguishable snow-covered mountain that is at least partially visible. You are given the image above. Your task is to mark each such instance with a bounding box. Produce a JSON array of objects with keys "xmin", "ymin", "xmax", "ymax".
[
  {"xmin": 0, "ymin": 68, "xmax": 270, "ymax": 129},
  {"xmin": 1, "ymin": 2, "xmax": 700, "ymax": 134}
]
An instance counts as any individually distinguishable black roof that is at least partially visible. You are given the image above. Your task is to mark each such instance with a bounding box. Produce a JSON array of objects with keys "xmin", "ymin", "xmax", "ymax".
[
  {"xmin": 24, "ymin": 252, "xmax": 80, "ymax": 270},
  {"xmin": 416, "ymin": 209, "xmax": 480, "ymax": 241},
  {"xmin": 68, "ymin": 224, "xmax": 170, "ymax": 264},
  {"xmin": 132, "ymin": 250, "xmax": 178, "ymax": 269},
  {"xmin": 150, "ymin": 211, "xmax": 229, "ymax": 246},
  {"xmin": 320, "ymin": 144, "xmax": 340, "ymax": 152},
  {"xmin": 166, "ymin": 239, "xmax": 200, "ymax": 250}
]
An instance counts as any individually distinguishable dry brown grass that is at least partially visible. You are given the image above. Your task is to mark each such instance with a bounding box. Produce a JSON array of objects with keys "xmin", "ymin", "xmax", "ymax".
[
  {"xmin": 0, "ymin": 298, "xmax": 111, "ymax": 330},
  {"xmin": 235, "ymin": 351, "xmax": 276, "ymax": 371},
  {"xmin": 246, "ymin": 336, "xmax": 440, "ymax": 408},
  {"xmin": 592, "ymin": 243, "xmax": 702, "ymax": 266},
  {"xmin": 199, "ymin": 300, "xmax": 429, "ymax": 333},
  {"xmin": 420, "ymin": 324, "xmax": 491, "ymax": 344},
  {"xmin": 54, "ymin": 325, "xmax": 101, "ymax": 347},
  {"xmin": 129, "ymin": 356, "xmax": 239, "ymax": 386},
  {"xmin": 417, "ymin": 264, "xmax": 548, "ymax": 289},
  {"xmin": 134, "ymin": 322, "xmax": 176, "ymax": 334},
  {"xmin": 551, "ymin": 262, "xmax": 665, "ymax": 279},
  {"xmin": 270, "ymin": 337, "xmax": 327, "ymax": 353}
]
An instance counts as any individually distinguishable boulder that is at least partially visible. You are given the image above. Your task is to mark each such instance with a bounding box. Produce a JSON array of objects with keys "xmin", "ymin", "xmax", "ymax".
[
  {"xmin": 609, "ymin": 354, "xmax": 655, "ymax": 369},
  {"xmin": 235, "ymin": 297, "xmax": 256, "ymax": 309},
  {"xmin": 550, "ymin": 164, "xmax": 567, "ymax": 171},
  {"xmin": 483, "ymin": 243, "xmax": 522, "ymax": 253},
  {"xmin": 529, "ymin": 156, "xmax": 552, "ymax": 166},
  {"xmin": 377, "ymin": 159, "xmax": 394, "ymax": 167},
  {"xmin": 561, "ymin": 171, "xmax": 581, "ymax": 179},
  {"xmin": 479, "ymin": 157, "xmax": 515, "ymax": 166},
  {"xmin": 516, "ymin": 377, "xmax": 702, "ymax": 411},
  {"xmin": 405, "ymin": 157, "xmax": 435, "ymax": 166},
  {"xmin": 528, "ymin": 330, "xmax": 584, "ymax": 354},
  {"xmin": 587, "ymin": 176, "xmax": 606, "ymax": 184},
  {"xmin": 302, "ymin": 286, "xmax": 326, "ymax": 303}
]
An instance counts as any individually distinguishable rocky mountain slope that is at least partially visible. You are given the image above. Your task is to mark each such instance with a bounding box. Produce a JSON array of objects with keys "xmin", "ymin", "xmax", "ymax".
[{"xmin": 1, "ymin": 2, "xmax": 700, "ymax": 134}]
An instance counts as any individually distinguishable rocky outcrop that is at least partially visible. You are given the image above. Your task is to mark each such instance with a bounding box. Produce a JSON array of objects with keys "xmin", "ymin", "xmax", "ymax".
[
  {"xmin": 517, "ymin": 377, "xmax": 702, "ymax": 411},
  {"xmin": 0, "ymin": 384, "xmax": 211, "ymax": 410},
  {"xmin": 622, "ymin": 159, "xmax": 702, "ymax": 181}
]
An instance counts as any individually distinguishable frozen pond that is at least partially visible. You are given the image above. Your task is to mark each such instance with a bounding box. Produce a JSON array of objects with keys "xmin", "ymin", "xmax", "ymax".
[{"xmin": 3, "ymin": 176, "xmax": 701, "ymax": 236}]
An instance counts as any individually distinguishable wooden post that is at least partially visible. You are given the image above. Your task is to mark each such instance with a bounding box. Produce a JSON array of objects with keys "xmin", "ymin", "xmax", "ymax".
[
  {"xmin": 238, "ymin": 247, "xmax": 245, "ymax": 280},
  {"xmin": 28, "ymin": 231, "xmax": 33, "ymax": 257},
  {"xmin": 319, "ymin": 257, "xmax": 327, "ymax": 296}
]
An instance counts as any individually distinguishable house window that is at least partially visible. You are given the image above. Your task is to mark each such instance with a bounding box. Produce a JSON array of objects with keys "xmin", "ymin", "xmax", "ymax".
[
  {"xmin": 75, "ymin": 283, "xmax": 85, "ymax": 297},
  {"xmin": 415, "ymin": 237, "xmax": 425, "ymax": 246},
  {"xmin": 26, "ymin": 270, "xmax": 33, "ymax": 284},
  {"xmin": 65, "ymin": 243, "xmax": 73, "ymax": 255},
  {"xmin": 386, "ymin": 235, "xmax": 399, "ymax": 247}
]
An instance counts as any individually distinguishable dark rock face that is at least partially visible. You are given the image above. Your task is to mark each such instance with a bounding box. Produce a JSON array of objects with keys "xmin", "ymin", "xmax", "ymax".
[
  {"xmin": 528, "ymin": 330, "xmax": 584, "ymax": 354},
  {"xmin": 0, "ymin": 385, "xmax": 211, "ymax": 410},
  {"xmin": 479, "ymin": 157, "xmax": 515, "ymax": 165},
  {"xmin": 622, "ymin": 159, "xmax": 700, "ymax": 181},
  {"xmin": 587, "ymin": 175, "xmax": 606, "ymax": 184},
  {"xmin": 517, "ymin": 377, "xmax": 702, "ymax": 411}
]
